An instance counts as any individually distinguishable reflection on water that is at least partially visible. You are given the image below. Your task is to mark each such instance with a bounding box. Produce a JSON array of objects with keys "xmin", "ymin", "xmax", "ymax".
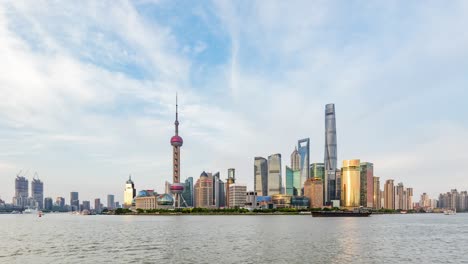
[{"xmin": 0, "ymin": 214, "xmax": 467, "ymax": 263}]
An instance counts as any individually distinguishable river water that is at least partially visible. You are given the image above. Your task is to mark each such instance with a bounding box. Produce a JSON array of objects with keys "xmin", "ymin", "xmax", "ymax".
[{"xmin": 0, "ymin": 213, "xmax": 467, "ymax": 263}]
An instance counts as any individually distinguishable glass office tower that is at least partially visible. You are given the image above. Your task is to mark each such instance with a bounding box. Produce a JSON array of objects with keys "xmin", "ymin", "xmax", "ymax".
[
  {"xmin": 324, "ymin": 103, "xmax": 338, "ymax": 203},
  {"xmin": 267, "ymin": 154, "xmax": 282, "ymax": 195}
]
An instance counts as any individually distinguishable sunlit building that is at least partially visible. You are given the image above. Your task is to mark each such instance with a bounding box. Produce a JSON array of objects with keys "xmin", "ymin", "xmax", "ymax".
[
  {"xmin": 55, "ymin": 197, "xmax": 65, "ymax": 209},
  {"xmin": 134, "ymin": 190, "xmax": 174, "ymax": 210},
  {"xmin": 340, "ymin": 159, "xmax": 361, "ymax": 208},
  {"xmin": 304, "ymin": 177, "xmax": 324, "ymax": 208},
  {"xmin": 194, "ymin": 171, "xmax": 213, "ymax": 208},
  {"xmin": 373, "ymin": 176, "xmax": 381, "ymax": 209},
  {"xmin": 254, "ymin": 157, "xmax": 268, "ymax": 196},
  {"xmin": 123, "ymin": 175, "xmax": 136, "ymax": 209},
  {"xmin": 384, "ymin": 180, "xmax": 395, "ymax": 209},
  {"xmin": 310, "ymin": 163, "xmax": 325, "ymax": 181},
  {"xmin": 298, "ymin": 138, "xmax": 310, "ymax": 183},
  {"xmin": 271, "ymin": 194, "xmax": 292, "ymax": 208},
  {"xmin": 267, "ymin": 154, "xmax": 282, "ymax": 195},
  {"xmin": 359, "ymin": 162, "xmax": 374, "ymax": 208},
  {"xmin": 226, "ymin": 168, "xmax": 236, "ymax": 208}
]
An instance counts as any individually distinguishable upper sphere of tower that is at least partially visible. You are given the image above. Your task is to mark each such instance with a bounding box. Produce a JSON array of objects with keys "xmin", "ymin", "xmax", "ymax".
[{"xmin": 171, "ymin": 135, "xmax": 183, "ymax": 146}]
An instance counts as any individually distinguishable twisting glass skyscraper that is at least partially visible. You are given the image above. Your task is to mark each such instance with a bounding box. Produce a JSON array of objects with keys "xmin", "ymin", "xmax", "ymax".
[{"xmin": 324, "ymin": 103, "xmax": 338, "ymax": 203}]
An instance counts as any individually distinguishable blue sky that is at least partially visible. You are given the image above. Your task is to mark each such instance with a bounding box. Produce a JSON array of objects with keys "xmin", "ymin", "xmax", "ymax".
[{"xmin": 0, "ymin": 1, "xmax": 467, "ymax": 204}]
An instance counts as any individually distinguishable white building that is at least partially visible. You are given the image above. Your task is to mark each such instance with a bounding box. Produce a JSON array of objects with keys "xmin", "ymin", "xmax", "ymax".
[{"xmin": 229, "ymin": 184, "xmax": 247, "ymax": 208}]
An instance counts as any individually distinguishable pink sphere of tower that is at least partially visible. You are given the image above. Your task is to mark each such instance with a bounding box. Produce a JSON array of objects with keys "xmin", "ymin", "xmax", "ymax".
[
  {"xmin": 170, "ymin": 135, "xmax": 183, "ymax": 147},
  {"xmin": 170, "ymin": 183, "xmax": 185, "ymax": 194}
]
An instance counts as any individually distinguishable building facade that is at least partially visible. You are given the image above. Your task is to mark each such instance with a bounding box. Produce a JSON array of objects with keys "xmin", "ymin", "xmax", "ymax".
[
  {"xmin": 107, "ymin": 194, "xmax": 115, "ymax": 210},
  {"xmin": 360, "ymin": 162, "xmax": 374, "ymax": 208},
  {"xmin": 340, "ymin": 159, "xmax": 361, "ymax": 208},
  {"xmin": 94, "ymin": 198, "xmax": 102, "ymax": 213},
  {"xmin": 31, "ymin": 177, "xmax": 44, "ymax": 209},
  {"xmin": 324, "ymin": 103, "xmax": 338, "ymax": 204},
  {"xmin": 182, "ymin": 177, "xmax": 194, "ymax": 207},
  {"xmin": 213, "ymin": 172, "xmax": 225, "ymax": 208},
  {"xmin": 384, "ymin": 180, "xmax": 395, "ymax": 209},
  {"xmin": 310, "ymin": 163, "xmax": 325, "ymax": 181},
  {"xmin": 267, "ymin": 154, "xmax": 282, "ymax": 195},
  {"xmin": 123, "ymin": 175, "xmax": 136, "ymax": 208},
  {"xmin": 285, "ymin": 166, "xmax": 301, "ymax": 196},
  {"xmin": 228, "ymin": 184, "xmax": 247, "ymax": 208},
  {"xmin": 194, "ymin": 172, "xmax": 213, "ymax": 208},
  {"xmin": 290, "ymin": 147, "xmax": 300, "ymax": 171},
  {"xmin": 254, "ymin": 157, "xmax": 268, "ymax": 196},
  {"xmin": 44, "ymin": 197, "xmax": 53, "ymax": 211},
  {"xmin": 373, "ymin": 176, "xmax": 381, "ymax": 209},
  {"xmin": 298, "ymin": 138, "xmax": 310, "ymax": 182},
  {"xmin": 70, "ymin": 192, "xmax": 79, "ymax": 211},
  {"xmin": 304, "ymin": 177, "xmax": 324, "ymax": 208},
  {"xmin": 14, "ymin": 176, "xmax": 29, "ymax": 207}
]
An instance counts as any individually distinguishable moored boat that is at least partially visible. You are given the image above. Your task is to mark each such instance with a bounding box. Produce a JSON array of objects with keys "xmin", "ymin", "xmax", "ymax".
[{"xmin": 311, "ymin": 211, "xmax": 372, "ymax": 217}]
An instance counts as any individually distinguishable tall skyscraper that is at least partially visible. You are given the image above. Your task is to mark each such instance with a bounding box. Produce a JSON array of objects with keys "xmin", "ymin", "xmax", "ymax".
[
  {"xmin": 31, "ymin": 176, "xmax": 44, "ymax": 209},
  {"xmin": 169, "ymin": 94, "xmax": 185, "ymax": 208},
  {"xmin": 82, "ymin": 201, "xmax": 91, "ymax": 211},
  {"xmin": 107, "ymin": 194, "xmax": 115, "ymax": 210},
  {"xmin": 213, "ymin": 172, "xmax": 225, "ymax": 208},
  {"xmin": 194, "ymin": 171, "xmax": 213, "ymax": 208},
  {"xmin": 14, "ymin": 175, "xmax": 28, "ymax": 207},
  {"xmin": 384, "ymin": 179, "xmax": 395, "ymax": 209},
  {"xmin": 70, "ymin": 192, "xmax": 79, "ymax": 211},
  {"xmin": 94, "ymin": 198, "xmax": 101, "ymax": 213},
  {"xmin": 298, "ymin": 138, "xmax": 310, "ymax": 182},
  {"xmin": 254, "ymin": 157, "xmax": 268, "ymax": 196},
  {"xmin": 290, "ymin": 147, "xmax": 300, "ymax": 171},
  {"xmin": 44, "ymin": 197, "xmax": 53, "ymax": 211},
  {"xmin": 182, "ymin": 177, "xmax": 194, "ymax": 207},
  {"xmin": 285, "ymin": 166, "xmax": 301, "ymax": 196},
  {"xmin": 123, "ymin": 175, "xmax": 136, "ymax": 208},
  {"xmin": 324, "ymin": 103, "xmax": 338, "ymax": 204},
  {"xmin": 225, "ymin": 168, "xmax": 236, "ymax": 208},
  {"xmin": 373, "ymin": 176, "xmax": 381, "ymax": 209},
  {"xmin": 340, "ymin": 159, "xmax": 360, "ymax": 208},
  {"xmin": 267, "ymin": 154, "xmax": 282, "ymax": 195},
  {"xmin": 360, "ymin": 162, "xmax": 374, "ymax": 208}
]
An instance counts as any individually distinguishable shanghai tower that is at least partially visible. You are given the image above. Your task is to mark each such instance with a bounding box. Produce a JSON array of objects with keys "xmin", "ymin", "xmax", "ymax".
[{"xmin": 324, "ymin": 103, "xmax": 337, "ymax": 204}]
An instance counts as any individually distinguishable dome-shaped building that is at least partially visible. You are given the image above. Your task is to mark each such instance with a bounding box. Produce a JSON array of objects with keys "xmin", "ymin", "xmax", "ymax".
[
  {"xmin": 137, "ymin": 190, "xmax": 149, "ymax": 197},
  {"xmin": 157, "ymin": 194, "xmax": 174, "ymax": 209}
]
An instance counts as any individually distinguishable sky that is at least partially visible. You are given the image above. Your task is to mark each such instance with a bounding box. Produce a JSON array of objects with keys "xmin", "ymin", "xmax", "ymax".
[{"xmin": 1, "ymin": 1, "xmax": 468, "ymax": 205}]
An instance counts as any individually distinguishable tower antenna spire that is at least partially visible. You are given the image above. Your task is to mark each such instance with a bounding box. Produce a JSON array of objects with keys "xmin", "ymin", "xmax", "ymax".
[{"xmin": 175, "ymin": 92, "xmax": 179, "ymax": 135}]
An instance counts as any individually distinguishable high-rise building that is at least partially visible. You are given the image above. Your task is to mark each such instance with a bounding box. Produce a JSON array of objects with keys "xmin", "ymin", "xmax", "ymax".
[
  {"xmin": 384, "ymin": 180, "xmax": 395, "ymax": 209},
  {"xmin": 267, "ymin": 154, "xmax": 282, "ymax": 195},
  {"xmin": 169, "ymin": 94, "xmax": 185, "ymax": 208},
  {"xmin": 285, "ymin": 166, "xmax": 301, "ymax": 196},
  {"xmin": 107, "ymin": 194, "xmax": 115, "ymax": 210},
  {"xmin": 194, "ymin": 171, "xmax": 213, "ymax": 208},
  {"xmin": 245, "ymin": 191, "xmax": 258, "ymax": 209},
  {"xmin": 298, "ymin": 139, "xmax": 310, "ymax": 182},
  {"xmin": 340, "ymin": 159, "xmax": 360, "ymax": 208},
  {"xmin": 82, "ymin": 201, "xmax": 91, "ymax": 211},
  {"xmin": 94, "ymin": 198, "xmax": 101, "ymax": 213},
  {"xmin": 123, "ymin": 175, "xmax": 136, "ymax": 208},
  {"xmin": 360, "ymin": 162, "xmax": 374, "ymax": 208},
  {"xmin": 55, "ymin": 197, "xmax": 65, "ymax": 208},
  {"xmin": 254, "ymin": 157, "xmax": 268, "ymax": 196},
  {"xmin": 304, "ymin": 178, "xmax": 324, "ymax": 208},
  {"xmin": 373, "ymin": 176, "xmax": 380, "ymax": 209},
  {"xmin": 394, "ymin": 183, "xmax": 406, "ymax": 210},
  {"xmin": 228, "ymin": 184, "xmax": 247, "ymax": 208},
  {"xmin": 14, "ymin": 176, "xmax": 28, "ymax": 207},
  {"xmin": 44, "ymin": 197, "xmax": 53, "ymax": 211},
  {"xmin": 182, "ymin": 177, "xmax": 194, "ymax": 207},
  {"xmin": 420, "ymin": 193, "xmax": 431, "ymax": 209},
  {"xmin": 310, "ymin": 163, "xmax": 325, "ymax": 181},
  {"xmin": 31, "ymin": 176, "xmax": 44, "ymax": 209},
  {"xmin": 324, "ymin": 103, "xmax": 338, "ymax": 204},
  {"xmin": 335, "ymin": 169, "xmax": 341, "ymax": 204},
  {"xmin": 226, "ymin": 168, "xmax": 236, "ymax": 208},
  {"xmin": 213, "ymin": 172, "xmax": 225, "ymax": 208},
  {"xmin": 407, "ymin": 187, "xmax": 413, "ymax": 210},
  {"xmin": 290, "ymin": 147, "xmax": 300, "ymax": 171},
  {"xmin": 70, "ymin": 192, "xmax": 79, "ymax": 211}
]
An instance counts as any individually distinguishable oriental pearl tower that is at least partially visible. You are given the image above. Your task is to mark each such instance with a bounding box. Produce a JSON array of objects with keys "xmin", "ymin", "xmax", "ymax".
[{"xmin": 169, "ymin": 94, "xmax": 185, "ymax": 208}]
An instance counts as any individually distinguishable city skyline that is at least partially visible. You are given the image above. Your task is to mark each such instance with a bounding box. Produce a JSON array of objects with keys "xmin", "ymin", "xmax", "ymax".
[{"xmin": 1, "ymin": 1, "xmax": 468, "ymax": 203}]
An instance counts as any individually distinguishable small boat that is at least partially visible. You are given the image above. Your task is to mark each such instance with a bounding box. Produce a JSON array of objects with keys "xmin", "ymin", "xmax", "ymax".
[
  {"xmin": 444, "ymin": 209, "xmax": 456, "ymax": 215},
  {"xmin": 23, "ymin": 208, "xmax": 37, "ymax": 214},
  {"xmin": 38, "ymin": 211, "xmax": 43, "ymax": 217},
  {"xmin": 312, "ymin": 209, "xmax": 372, "ymax": 217},
  {"xmin": 400, "ymin": 211, "xmax": 407, "ymax": 214}
]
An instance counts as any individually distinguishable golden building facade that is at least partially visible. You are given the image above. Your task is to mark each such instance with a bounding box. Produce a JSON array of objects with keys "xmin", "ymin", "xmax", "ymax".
[
  {"xmin": 304, "ymin": 178, "xmax": 323, "ymax": 208},
  {"xmin": 340, "ymin": 159, "xmax": 361, "ymax": 208},
  {"xmin": 194, "ymin": 172, "xmax": 213, "ymax": 208}
]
